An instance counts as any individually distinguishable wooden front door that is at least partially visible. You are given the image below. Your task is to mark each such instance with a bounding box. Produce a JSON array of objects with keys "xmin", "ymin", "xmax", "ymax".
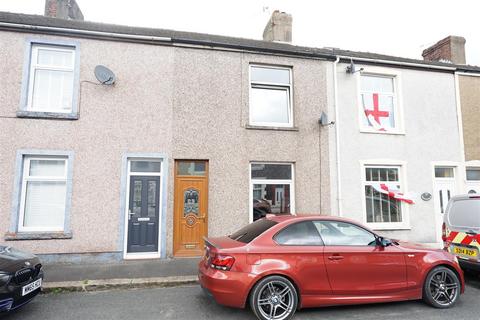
[{"xmin": 173, "ymin": 160, "xmax": 208, "ymax": 257}]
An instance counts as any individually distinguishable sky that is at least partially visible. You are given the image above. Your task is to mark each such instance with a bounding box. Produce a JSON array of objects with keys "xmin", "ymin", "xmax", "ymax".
[{"xmin": 1, "ymin": 0, "xmax": 480, "ymax": 65}]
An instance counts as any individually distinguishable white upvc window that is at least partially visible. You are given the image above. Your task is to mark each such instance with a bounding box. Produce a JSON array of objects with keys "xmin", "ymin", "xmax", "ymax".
[
  {"xmin": 466, "ymin": 167, "xmax": 480, "ymax": 181},
  {"xmin": 26, "ymin": 44, "xmax": 76, "ymax": 113},
  {"xmin": 362, "ymin": 163, "xmax": 409, "ymax": 230},
  {"xmin": 250, "ymin": 163, "xmax": 295, "ymax": 222},
  {"xmin": 249, "ymin": 65, "xmax": 293, "ymax": 127},
  {"xmin": 359, "ymin": 69, "xmax": 403, "ymax": 134},
  {"xmin": 19, "ymin": 156, "xmax": 68, "ymax": 232}
]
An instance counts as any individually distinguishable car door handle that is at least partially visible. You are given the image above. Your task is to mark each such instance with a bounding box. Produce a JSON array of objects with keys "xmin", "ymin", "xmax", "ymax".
[{"xmin": 328, "ymin": 255, "xmax": 344, "ymax": 261}]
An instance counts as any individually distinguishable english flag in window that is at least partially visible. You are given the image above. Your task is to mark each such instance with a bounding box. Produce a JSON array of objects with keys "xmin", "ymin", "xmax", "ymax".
[
  {"xmin": 371, "ymin": 183, "xmax": 415, "ymax": 204},
  {"xmin": 361, "ymin": 93, "xmax": 395, "ymax": 131}
]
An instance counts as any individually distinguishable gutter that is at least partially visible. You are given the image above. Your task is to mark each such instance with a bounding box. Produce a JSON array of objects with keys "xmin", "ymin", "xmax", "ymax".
[
  {"xmin": 337, "ymin": 55, "xmax": 456, "ymax": 72},
  {"xmin": 0, "ymin": 21, "xmax": 172, "ymax": 43},
  {"xmin": 0, "ymin": 21, "xmax": 336, "ymax": 60}
]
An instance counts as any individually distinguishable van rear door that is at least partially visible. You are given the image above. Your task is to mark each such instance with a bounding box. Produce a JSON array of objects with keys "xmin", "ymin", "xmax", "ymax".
[{"xmin": 446, "ymin": 197, "xmax": 480, "ymax": 261}]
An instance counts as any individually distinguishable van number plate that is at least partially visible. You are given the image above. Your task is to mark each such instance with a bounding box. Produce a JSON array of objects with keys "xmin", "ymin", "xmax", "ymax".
[{"xmin": 454, "ymin": 247, "xmax": 478, "ymax": 258}]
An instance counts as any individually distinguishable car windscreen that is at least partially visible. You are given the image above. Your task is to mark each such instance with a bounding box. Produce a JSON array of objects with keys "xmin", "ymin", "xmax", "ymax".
[
  {"xmin": 448, "ymin": 199, "xmax": 480, "ymax": 229},
  {"xmin": 229, "ymin": 219, "xmax": 278, "ymax": 243}
]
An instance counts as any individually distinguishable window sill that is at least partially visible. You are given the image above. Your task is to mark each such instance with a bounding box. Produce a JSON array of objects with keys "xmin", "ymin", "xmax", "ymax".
[
  {"xmin": 359, "ymin": 128, "xmax": 405, "ymax": 136},
  {"xmin": 17, "ymin": 110, "xmax": 79, "ymax": 120},
  {"xmin": 245, "ymin": 125, "xmax": 299, "ymax": 132},
  {"xmin": 4, "ymin": 232, "xmax": 72, "ymax": 241},
  {"xmin": 368, "ymin": 225, "xmax": 411, "ymax": 231}
]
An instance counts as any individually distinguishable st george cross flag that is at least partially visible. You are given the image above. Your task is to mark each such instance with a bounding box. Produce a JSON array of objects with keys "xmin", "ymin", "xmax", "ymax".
[
  {"xmin": 362, "ymin": 93, "xmax": 389, "ymax": 131},
  {"xmin": 371, "ymin": 183, "xmax": 415, "ymax": 204}
]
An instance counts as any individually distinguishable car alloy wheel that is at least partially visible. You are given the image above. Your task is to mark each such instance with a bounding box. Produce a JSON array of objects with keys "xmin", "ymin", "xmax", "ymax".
[
  {"xmin": 250, "ymin": 276, "xmax": 297, "ymax": 320},
  {"xmin": 423, "ymin": 266, "xmax": 460, "ymax": 308}
]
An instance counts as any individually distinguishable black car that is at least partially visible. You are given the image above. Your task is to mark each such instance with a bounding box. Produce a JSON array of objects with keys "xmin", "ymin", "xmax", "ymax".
[{"xmin": 0, "ymin": 246, "xmax": 43, "ymax": 313}]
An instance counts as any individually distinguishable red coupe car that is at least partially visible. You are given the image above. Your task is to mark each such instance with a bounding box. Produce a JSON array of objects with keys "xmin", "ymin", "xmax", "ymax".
[{"xmin": 198, "ymin": 215, "xmax": 464, "ymax": 320}]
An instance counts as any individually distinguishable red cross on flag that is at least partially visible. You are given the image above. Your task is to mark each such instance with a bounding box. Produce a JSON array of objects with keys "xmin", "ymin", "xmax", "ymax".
[
  {"xmin": 362, "ymin": 93, "xmax": 390, "ymax": 131},
  {"xmin": 371, "ymin": 183, "xmax": 415, "ymax": 204}
]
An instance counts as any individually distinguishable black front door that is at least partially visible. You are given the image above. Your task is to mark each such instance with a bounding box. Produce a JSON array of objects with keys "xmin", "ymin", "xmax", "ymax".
[{"xmin": 127, "ymin": 176, "xmax": 160, "ymax": 253}]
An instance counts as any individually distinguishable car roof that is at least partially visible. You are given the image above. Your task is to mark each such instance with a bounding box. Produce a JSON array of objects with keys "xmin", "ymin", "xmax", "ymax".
[{"xmin": 266, "ymin": 214, "xmax": 360, "ymax": 225}]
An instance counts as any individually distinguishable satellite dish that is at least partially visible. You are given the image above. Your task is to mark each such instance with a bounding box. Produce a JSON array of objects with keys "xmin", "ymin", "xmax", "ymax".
[{"xmin": 94, "ymin": 65, "xmax": 116, "ymax": 85}]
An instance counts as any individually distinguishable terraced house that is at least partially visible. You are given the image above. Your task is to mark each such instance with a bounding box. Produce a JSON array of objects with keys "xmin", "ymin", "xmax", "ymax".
[{"xmin": 0, "ymin": 0, "xmax": 479, "ymax": 263}]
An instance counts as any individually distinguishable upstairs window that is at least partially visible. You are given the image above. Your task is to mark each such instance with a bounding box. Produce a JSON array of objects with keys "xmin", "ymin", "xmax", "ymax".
[
  {"xmin": 26, "ymin": 44, "xmax": 76, "ymax": 113},
  {"xmin": 360, "ymin": 74, "xmax": 399, "ymax": 133},
  {"xmin": 249, "ymin": 65, "xmax": 292, "ymax": 127}
]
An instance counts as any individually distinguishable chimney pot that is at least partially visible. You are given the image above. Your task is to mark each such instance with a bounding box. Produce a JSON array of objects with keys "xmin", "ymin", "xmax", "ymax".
[
  {"xmin": 422, "ymin": 35, "xmax": 466, "ymax": 64},
  {"xmin": 262, "ymin": 10, "xmax": 292, "ymax": 43},
  {"xmin": 45, "ymin": 0, "xmax": 84, "ymax": 20}
]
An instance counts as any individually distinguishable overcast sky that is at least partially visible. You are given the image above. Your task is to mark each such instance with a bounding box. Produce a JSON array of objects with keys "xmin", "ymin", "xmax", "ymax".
[{"xmin": 2, "ymin": 0, "xmax": 480, "ymax": 65}]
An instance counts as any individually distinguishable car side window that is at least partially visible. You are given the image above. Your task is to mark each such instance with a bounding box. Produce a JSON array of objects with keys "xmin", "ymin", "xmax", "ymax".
[
  {"xmin": 274, "ymin": 221, "xmax": 324, "ymax": 246},
  {"xmin": 313, "ymin": 221, "xmax": 377, "ymax": 246}
]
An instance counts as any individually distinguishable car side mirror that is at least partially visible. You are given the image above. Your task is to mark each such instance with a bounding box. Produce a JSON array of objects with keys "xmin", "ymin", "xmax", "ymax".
[{"xmin": 376, "ymin": 237, "xmax": 392, "ymax": 247}]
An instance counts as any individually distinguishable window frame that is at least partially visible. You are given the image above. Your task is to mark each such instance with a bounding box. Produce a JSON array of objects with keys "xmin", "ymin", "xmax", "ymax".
[
  {"xmin": 248, "ymin": 64, "xmax": 293, "ymax": 128},
  {"xmin": 10, "ymin": 150, "xmax": 74, "ymax": 236},
  {"xmin": 273, "ymin": 221, "xmax": 324, "ymax": 246},
  {"xmin": 357, "ymin": 66, "xmax": 404, "ymax": 135},
  {"xmin": 18, "ymin": 38, "xmax": 81, "ymax": 120},
  {"xmin": 313, "ymin": 220, "xmax": 378, "ymax": 247},
  {"xmin": 360, "ymin": 160, "xmax": 410, "ymax": 230},
  {"xmin": 249, "ymin": 162, "xmax": 295, "ymax": 223},
  {"xmin": 466, "ymin": 167, "xmax": 480, "ymax": 181}
]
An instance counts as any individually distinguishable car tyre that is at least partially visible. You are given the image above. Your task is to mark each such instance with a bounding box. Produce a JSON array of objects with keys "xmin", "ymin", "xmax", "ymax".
[
  {"xmin": 249, "ymin": 275, "xmax": 298, "ymax": 320},
  {"xmin": 423, "ymin": 266, "xmax": 460, "ymax": 308}
]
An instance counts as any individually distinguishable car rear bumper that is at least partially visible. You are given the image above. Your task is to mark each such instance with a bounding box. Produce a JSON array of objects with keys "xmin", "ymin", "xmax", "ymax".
[{"xmin": 198, "ymin": 260, "xmax": 255, "ymax": 308}]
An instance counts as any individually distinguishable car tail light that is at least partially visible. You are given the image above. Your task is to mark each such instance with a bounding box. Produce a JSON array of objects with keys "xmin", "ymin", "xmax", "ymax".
[
  {"xmin": 442, "ymin": 222, "xmax": 451, "ymax": 250},
  {"xmin": 210, "ymin": 254, "xmax": 235, "ymax": 271},
  {"xmin": 442, "ymin": 222, "xmax": 447, "ymax": 242}
]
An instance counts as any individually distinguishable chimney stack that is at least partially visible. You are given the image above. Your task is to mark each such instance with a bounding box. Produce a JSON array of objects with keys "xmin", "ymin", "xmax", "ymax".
[
  {"xmin": 422, "ymin": 36, "xmax": 466, "ymax": 64},
  {"xmin": 263, "ymin": 10, "xmax": 292, "ymax": 43},
  {"xmin": 45, "ymin": 0, "xmax": 84, "ymax": 20}
]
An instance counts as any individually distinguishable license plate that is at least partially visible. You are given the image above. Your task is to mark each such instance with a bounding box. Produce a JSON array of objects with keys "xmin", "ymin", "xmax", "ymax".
[
  {"xmin": 453, "ymin": 246, "xmax": 478, "ymax": 258},
  {"xmin": 22, "ymin": 278, "xmax": 42, "ymax": 296}
]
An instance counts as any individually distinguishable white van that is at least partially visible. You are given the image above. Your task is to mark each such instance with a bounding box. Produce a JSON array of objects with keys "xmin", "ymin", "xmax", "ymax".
[{"xmin": 443, "ymin": 194, "xmax": 480, "ymax": 271}]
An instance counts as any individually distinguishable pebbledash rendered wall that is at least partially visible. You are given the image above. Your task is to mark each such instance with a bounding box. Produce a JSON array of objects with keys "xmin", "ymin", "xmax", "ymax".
[
  {"xmin": 334, "ymin": 62, "xmax": 464, "ymax": 244},
  {"xmin": 0, "ymin": 30, "xmax": 331, "ymax": 262}
]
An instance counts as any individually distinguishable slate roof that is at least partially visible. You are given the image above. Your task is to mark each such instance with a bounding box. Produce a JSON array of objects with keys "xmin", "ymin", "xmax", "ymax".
[{"xmin": 1, "ymin": 11, "xmax": 479, "ymax": 72}]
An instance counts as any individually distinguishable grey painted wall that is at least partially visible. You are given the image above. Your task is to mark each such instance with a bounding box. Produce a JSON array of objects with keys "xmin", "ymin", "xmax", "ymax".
[
  {"xmin": 0, "ymin": 30, "xmax": 331, "ymax": 258},
  {"xmin": 335, "ymin": 63, "xmax": 463, "ymax": 243}
]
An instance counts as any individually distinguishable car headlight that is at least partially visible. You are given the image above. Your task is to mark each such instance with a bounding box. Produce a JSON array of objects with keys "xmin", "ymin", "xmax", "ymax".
[{"xmin": 0, "ymin": 272, "xmax": 11, "ymax": 287}]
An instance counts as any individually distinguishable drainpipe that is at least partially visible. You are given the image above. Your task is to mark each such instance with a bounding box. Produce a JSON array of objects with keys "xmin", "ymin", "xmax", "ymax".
[
  {"xmin": 332, "ymin": 56, "xmax": 342, "ymax": 217},
  {"xmin": 454, "ymin": 72, "xmax": 467, "ymax": 194}
]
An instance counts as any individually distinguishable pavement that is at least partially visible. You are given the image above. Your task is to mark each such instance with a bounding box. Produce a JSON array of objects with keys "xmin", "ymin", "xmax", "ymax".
[
  {"xmin": 3, "ymin": 273, "xmax": 480, "ymax": 320},
  {"xmin": 41, "ymin": 257, "xmax": 200, "ymax": 292}
]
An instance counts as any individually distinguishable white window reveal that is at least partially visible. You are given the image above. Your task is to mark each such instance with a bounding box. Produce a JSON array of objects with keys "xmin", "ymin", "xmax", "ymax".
[
  {"xmin": 249, "ymin": 65, "xmax": 293, "ymax": 127},
  {"xmin": 363, "ymin": 165, "xmax": 411, "ymax": 229},
  {"xmin": 19, "ymin": 157, "xmax": 68, "ymax": 232},
  {"xmin": 250, "ymin": 163, "xmax": 294, "ymax": 221},
  {"xmin": 27, "ymin": 44, "xmax": 76, "ymax": 113},
  {"xmin": 360, "ymin": 74, "xmax": 399, "ymax": 133}
]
